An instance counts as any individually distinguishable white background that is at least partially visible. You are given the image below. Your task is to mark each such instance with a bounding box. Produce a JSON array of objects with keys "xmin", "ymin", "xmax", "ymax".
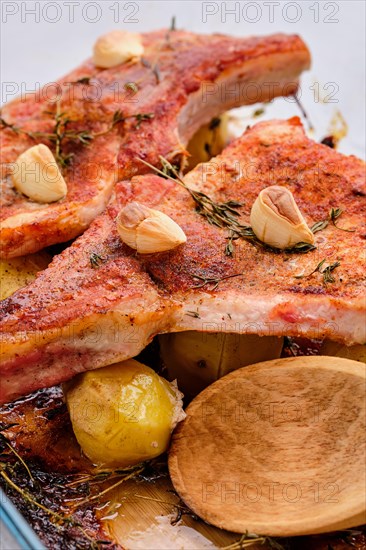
[{"xmin": 1, "ymin": 0, "xmax": 365, "ymax": 157}]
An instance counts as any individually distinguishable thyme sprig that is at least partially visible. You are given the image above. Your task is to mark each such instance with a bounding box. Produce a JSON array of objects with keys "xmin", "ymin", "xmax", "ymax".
[
  {"xmin": 69, "ymin": 465, "xmax": 144, "ymax": 511},
  {"xmin": 164, "ymin": 16, "xmax": 177, "ymax": 49},
  {"xmin": 190, "ymin": 271, "xmax": 245, "ymax": 291},
  {"xmin": 138, "ymin": 157, "xmax": 249, "ymax": 248},
  {"xmin": 170, "ymin": 16, "xmax": 176, "ymax": 31},
  {"xmin": 311, "ymin": 207, "xmax": 355, "ymax": 234},
  {"xmin": 0, "ymin": 462, "xmax": 116, "ymax": 549},
  {"xmin": 141, "ymin": 57, "xmax": 161, "ymax": 84},
  {"xmin": 3, "ymin": 439, "xmax": 34, "ymax": 482},
  {"xmin": 1, "ymin": 105, "xmax": 154, "ymax": 168},
  {"xmin": 1, "ymin": 105, "xmax": 94, "ymax": 168},
  {"xmin": 295, "ymin": 259, "xmax": 341, "ymax": 285},
  {"xmin": 52, "ymin": 102, "xmax": 94, "ymax": 167},
  {"xmin": 138, "ymin": 156, "xmax": 316, "ymax": 257},
  {"xmin": 322, "ymin": 261, "xmax": 341, "ymax": 284},
  {"xmin": 134, "ymin": 112, "xmax": 155, "ymax": 129},
  {"xmin": 0, "ymin": 430, "xmax": 156, "ymax": 547},
  {"xmin": 186, "ymin": 310, "xmax": 201, "ymax": 318},
  {"xmin": 221, "ymin": 530, "xmax": 285, "ymax": 550},
  {"xmin": 293, "ymin": 94, "xmax": 314, "ymax": 132}
]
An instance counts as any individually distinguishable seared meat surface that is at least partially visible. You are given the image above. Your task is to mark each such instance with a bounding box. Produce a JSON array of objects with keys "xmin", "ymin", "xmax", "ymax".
[
  {"xmin": 0, "ymin": 30, "xmax": 310, "ymax": 258},
  {"xmin": 0, "ymin": 117, "xmax": 365, "ymax": 404}
]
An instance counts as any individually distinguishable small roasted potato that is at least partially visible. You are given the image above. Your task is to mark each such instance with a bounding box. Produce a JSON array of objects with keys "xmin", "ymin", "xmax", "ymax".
[
  {"xmin": 64, "ymin": 359, "xmax": 185, "ymax": 468},
  {"xmin": 186, "ymin": 114, "xmax": 230, "ymax": 170},
  {"xmin": 159, "ymin": 332, "xmax": 284, "ymax": 399},
  {"xmin": 0, "ymin": 252, "xmax": 51, "ymax": 300},
  {"xmin": 319, "ymin": 340, "xmax": 366, "ymax": 363}
]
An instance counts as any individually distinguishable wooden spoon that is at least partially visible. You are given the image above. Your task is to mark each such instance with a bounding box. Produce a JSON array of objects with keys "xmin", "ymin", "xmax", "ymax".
[{"xmin": 168, "ymin": 356, "xmax": 366, "ymax": 536}]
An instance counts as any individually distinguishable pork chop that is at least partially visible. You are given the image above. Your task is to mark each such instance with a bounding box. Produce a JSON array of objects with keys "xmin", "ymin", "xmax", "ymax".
[
  {"xmin": 1, "ymin": 117, "xmax": 365, "ymax": 404},
  {"xmin": 0, "ymin": 30, "xmax": 310, "ymax": 259}
]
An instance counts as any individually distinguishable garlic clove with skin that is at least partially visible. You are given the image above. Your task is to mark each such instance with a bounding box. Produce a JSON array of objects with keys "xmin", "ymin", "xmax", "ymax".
[
  {"xmin": 250, "ymin": 185, "xmax": 315, "ymax": 249},
  {"xmin": 116, "ymin": 201, "xmax": 187, "ymax": 254},
  {"xmin": 93, "ymin": 30, "xmax": 144, "ymax": 69},
  {"xmin": 11, "ymin": 144, "xmax": 67, "ymax": 203}
]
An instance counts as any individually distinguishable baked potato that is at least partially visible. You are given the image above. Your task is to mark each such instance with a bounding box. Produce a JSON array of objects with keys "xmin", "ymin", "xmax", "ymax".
[
  {"xmin": 186, "ymin": 114, "xmax": 230, "ymax": 170},
  {"xmin": 0, "ymin": 252, "xmax": 51, "ymax": 300},
  {"xmin": 159, "ymin": 332, "xmax": 284, "ymax": 398},
  {"xmin": 64, "ymin": 359, "xmax": 185, "ymax": 468}
]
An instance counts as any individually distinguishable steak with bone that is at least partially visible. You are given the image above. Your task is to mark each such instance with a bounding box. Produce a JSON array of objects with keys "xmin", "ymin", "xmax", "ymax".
[
  {"xmin": 0, "ymin": 30, "xmax": 310, "ymax": 258},
  {"xmin": 0, "ymin": 117, "xmax": 365, "ymax": 404}
]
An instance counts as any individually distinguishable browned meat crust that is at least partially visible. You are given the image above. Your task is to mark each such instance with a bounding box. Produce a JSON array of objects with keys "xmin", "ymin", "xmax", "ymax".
[
  {"xmin": 0, "ymin": 117, "xmax": 365, "ymax": 404},
  {"xmin": 0, "ymin": 30, "xmax": 310, "ymax": 258}
]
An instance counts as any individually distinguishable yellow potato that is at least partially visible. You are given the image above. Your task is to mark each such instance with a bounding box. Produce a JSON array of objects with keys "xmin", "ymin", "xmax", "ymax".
[
  {"xmin": 186, "ymin": 114, "xmax": 229, "ymax": 170},
  {"xmin": 64, "ymin": 359, "xmax": 185, "ymax": 468},
  {"xmin": 0, "ymin": 252, "xmax": 51, "ymax": 300},
  {"xmin": 319, "ymin": 340, "xmax": 366, "ymax": 363},
  {"xmin": 159, "ymin": 332, "xmax": 284, "ymax": 399}
]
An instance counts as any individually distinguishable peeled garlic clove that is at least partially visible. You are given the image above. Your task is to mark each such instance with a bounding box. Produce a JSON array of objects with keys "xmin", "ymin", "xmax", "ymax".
[
  {"xmin": 116, "ymin": 202, "xmax": 151, "ymax": 249},
  {"xmin": 250, "ymin": 185, "xmax": 315, "ymax": 249},
  {"xmin": 116, "ymin": 201, "xmax": 187, "ymax": 254},
  {"xmin": 11, "ymin": 144, "xmax": 67, "ymax": 203},
  {"xmin": 93, "ymin": 30, "xmax": 144, "ymax": 68}
]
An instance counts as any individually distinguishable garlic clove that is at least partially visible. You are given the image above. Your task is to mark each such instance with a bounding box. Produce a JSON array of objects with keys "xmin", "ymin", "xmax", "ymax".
[
  {"xmin": 250, "ymin": 185, "xmax": 315, "ymax": 249},
  {"xmin": 93, "ymin": 30, "xmax": 144, "ymax": 69},
  {"xmin": 11, "ymin": 144, "xmax": 67, "ymax": 203},
  {"xmin": 116, "ymin": 202, "xmax": 151, "ymax": 249},
  {"xmin": 116, "ymin": 201, "xmax": 187, "ymax": 254}
]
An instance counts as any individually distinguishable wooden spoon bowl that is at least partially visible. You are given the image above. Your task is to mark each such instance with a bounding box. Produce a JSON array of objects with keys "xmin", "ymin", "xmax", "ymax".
[{"xmin": 169, "ymin": 356, "xmax": 366, "ymax": 536}]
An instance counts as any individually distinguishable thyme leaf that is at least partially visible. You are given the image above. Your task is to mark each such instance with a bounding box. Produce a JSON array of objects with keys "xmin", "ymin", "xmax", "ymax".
[
  {"xmin": 322, "ymin": 261, "xmax": 341, "ymax": 284},
  {"xmin": 89, "ymin": 252, "xmax": 106, "ymax": 268},
  {"xmin": 124, "ymin": 82, "xmax": 139, "ymax": 94},
  {"xmin": 311, "ymin": 207, "xmax": 355, "ymax": 234},
  {"xmin": 225, "ymin": 232, "xmax": 235, "ymax": 256},
  {"xmin": 294, "ymin": 259, "xmax": 326, "ymax": 280},
  {"xmin": 0, "ymin": 117, "xmax": 21, "ymax": 134},
  {"xmin": 295, "ymin": 259, "xmax": 340, "ymax": 285},
  {"xmin": 111, "ymin": 109, "xmax": 125, "ymax": 127},
  {"xmin": 311, "ymin": 219, "xmax": 329, "ymax": 234},
  {"xmin": 186, "ymin": 310, "xmax": 200, "ymax": 318},
  {"xmin": 141, "ymin": 57, "xmax": 160, "ymax": 84},
  {"xmin": 285, "ymin": 241, "xmax": 317, "ymax": 253},
  {"xmin": 0, "ymin": 468, "xmax": 76, "ymax": 526},
  {"xmin": 164, "ymin": 16, "xmax": 177, "ymax": 49},
  {"xmin": 330, "ymin": 207, "xmax": 355, "ymax": 232},
  {"xmin": 108, "ymin": 109, "xmax": 154, "ymax": 130},
  {"xmin": 190, "ymin": 271, "xmax": 245, "ymax": 291},
  {"xmin": 135, "ymin": 112, "xmax": 155, "ymax": 129}
]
